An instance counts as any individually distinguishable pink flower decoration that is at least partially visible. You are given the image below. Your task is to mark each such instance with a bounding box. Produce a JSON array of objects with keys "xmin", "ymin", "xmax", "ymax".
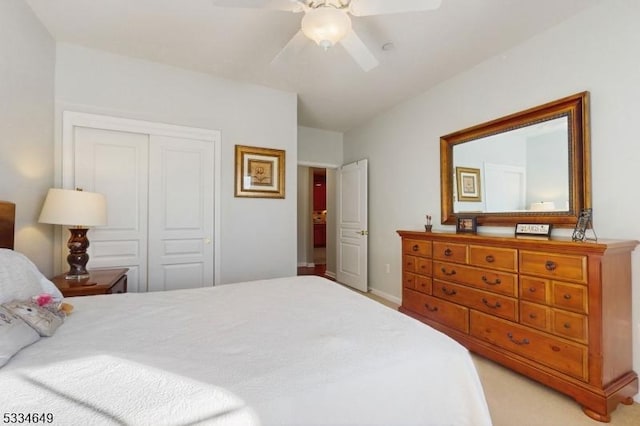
[{"xmin": 34, "ymin": 293, "xmax": 53, "ymax": 307}]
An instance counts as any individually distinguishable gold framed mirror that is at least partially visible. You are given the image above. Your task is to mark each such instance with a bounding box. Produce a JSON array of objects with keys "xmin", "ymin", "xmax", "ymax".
[{"xmin": 440, "ymin": 92, "xmax": 590, "ymax": 227}]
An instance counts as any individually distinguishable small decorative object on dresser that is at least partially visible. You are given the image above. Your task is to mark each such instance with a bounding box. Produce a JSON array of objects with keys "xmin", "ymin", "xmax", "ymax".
[
  {"xmin": 425, "ymin": 214, "xmax": 433, "ymax": 232},
  {"xmin": 397, "ymin": 230, "xmax": 638, "ymax": 422},
  {"xmin": 572, "ymin": 208, "xmax": 596, "ymax": 242},
  {"xmin": 50, "ymin": 268, "xmax": 128, "ymax": 297},
  {"xmin": 456, "ymin": 216, "xmax": 477, "ymax": 233},
  {"xmin": 515, "ymin": 223, "xmax": 552, "ymax": 238}
]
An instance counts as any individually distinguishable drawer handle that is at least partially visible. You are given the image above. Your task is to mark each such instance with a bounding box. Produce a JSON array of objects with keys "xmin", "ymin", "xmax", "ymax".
[
  {"xmin": 563, "ymin": 294, "xmax": 572, "ymax": 300},
  {"xmin": 482, "ymin": 298, "xmax": 502, "ymax": 309},
  {"xmin": 412, "ymin": 244, "xmax": 419, "ymax": 252},
  {"xmin": 563, "ymin": 322, "xmax": 571, "ymax": 329},
  {"xmin": 529, "ymin": 313, "xmax": 537, "ymax": 319},
  {"xmin": 528, "ymin": 287, "xmax": 536, "ymax": 293},
  {"xmin": 507, "ymin": 332, "xmax": 530, "ymax": 345},
  {"xmin": 424, "ymin": 303, "xmax": 438, "ymax": 312},
  {"xmin": 545, "ymin": 260, "xmax": 557, "ymax": 271},
  {"xmin": 440, "ymin": 267, "xmax": 456, "ymax": 276},
  {"xmin": 481, "ymin": 275, "xmax": 502, "ymax": 285},
  {"xmin": 444, "ymin": 248, "xmax": 453, "ymax": 257},
  {"xmin": 441, "ymin": 286, "xmax": 457, "ymax": 296},
  {"xmin": 485, "ymin": 255, "xmax": 495, "ymax": 263}
]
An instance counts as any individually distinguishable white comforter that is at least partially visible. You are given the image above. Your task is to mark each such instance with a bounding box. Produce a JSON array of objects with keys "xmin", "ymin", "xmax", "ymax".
[{"xmin": 1, "ymin": 276, "xmax": 492, "ymax": 425}]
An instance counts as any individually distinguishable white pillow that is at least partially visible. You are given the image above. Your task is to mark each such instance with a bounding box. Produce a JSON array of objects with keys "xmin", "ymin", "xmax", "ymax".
[
  {"xmin": 0, "ymin": 249, "xmax": 44, "ymax": 305},
  {"xmin": 0, "ymin": 305, "xmax": 40, "ymax": 367},
  {"xmin": 34, "ymin": 271, "xmax": 64, "ymax": 301}
]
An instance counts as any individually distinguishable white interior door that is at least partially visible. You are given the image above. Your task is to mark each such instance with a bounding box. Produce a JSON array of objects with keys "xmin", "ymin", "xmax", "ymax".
[
  {"xmin": 337, "ymin": 159, "xmax": 368, "ymax": 292},
  {"xmin": 73, "ymin": 127, "xmax": 149, "ymax": 292},
  {"xmin": 147, "ymin": 135, "xmax": 214, "ymax": 291}
]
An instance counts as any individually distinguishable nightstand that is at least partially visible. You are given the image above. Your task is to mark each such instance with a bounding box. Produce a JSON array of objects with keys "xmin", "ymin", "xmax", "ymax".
[{"xmin": 50, "ymin": 268, "xmax": 129, "ymax": 297}]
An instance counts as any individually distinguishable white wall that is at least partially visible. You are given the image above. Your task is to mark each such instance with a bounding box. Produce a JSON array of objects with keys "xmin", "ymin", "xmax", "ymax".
[
  {"xmin": 0, "ymin": 0, "xmax": 55, "ymax": 274},
  {"xmin": 344, "ymin": 0, "xmax": 640, "ymax": 388},
  {"xmin": 298, "ymin": 126, "xmax": 343, "ymax": 167},
  {"xmin": 54, "ymin": 44, "xmax": 298, "ymax": 284}
]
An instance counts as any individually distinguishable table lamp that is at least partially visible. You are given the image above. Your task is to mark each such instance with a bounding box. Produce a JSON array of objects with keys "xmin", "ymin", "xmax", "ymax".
[{"xmin": 39, "ymin": 188, "xmax": 107, "ymax": 280}]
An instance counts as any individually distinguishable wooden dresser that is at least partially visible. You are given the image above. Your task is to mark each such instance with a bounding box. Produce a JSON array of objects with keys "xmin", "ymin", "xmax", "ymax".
[{"xmin": 397, "ymin": 230, "xmax": 637, "ymax": 422}]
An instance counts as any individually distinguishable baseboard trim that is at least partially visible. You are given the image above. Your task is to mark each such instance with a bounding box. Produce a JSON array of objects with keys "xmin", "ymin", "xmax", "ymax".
[
  {"xmin": 324, "ymin": 270, "xmax": 336, "ymax": 280},
  {"xmin": 369, "ymin": 288, "xmax": 401, "ymax": 305},
  {"xmin": 297, "ymin": 262, "xmax": 316, "ymax": 267}
]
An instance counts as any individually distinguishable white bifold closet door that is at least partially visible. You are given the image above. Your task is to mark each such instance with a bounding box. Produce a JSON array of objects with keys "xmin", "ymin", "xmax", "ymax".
[{"xmin": 73, "ymin": 126, "xmax": 214, "ymax": 292}]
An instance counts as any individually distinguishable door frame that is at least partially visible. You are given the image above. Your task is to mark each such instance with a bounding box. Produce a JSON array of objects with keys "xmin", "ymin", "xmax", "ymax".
[
  {"xmin": 298, "ymin": 161, "xmax": 339, "ymax": 278},
  {"xmin": 60, "ymin": 111, "xmax": 222, "ymax": 284}
]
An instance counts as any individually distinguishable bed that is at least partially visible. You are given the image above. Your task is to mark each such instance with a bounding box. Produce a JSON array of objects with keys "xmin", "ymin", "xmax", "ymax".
[{"xmin": 0, "ymin": 201, "xmax": 492, "ymax": 425}]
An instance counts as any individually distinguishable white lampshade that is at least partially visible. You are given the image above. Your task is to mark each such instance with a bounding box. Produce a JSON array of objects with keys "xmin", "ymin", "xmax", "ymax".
[
  {"xmin": 301, "ymin": 7, "xmax": 352, "ymax": 50},
  {"xmin": 39, "ymin": 188, "xmax": 107, "ymax": 227},
  {"xmin": 529, "ymin": 201, "xmax": 556, "ymax": 212}
]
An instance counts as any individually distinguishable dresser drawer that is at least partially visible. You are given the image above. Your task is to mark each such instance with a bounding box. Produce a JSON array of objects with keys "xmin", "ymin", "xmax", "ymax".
[
  {"xmin": 403, "ymin": 255, "xmax": 417, "ymax": 273},
  {"xmin": 432, "ymin": 280, "xmax": 518, "ymax": 321},
  {"xmin": 552, "ymin": 281, "xmax": 588, "ymax": 314},
  {"xmin": 520, "ymin": 276, "xmax": 550, "ymax": 304},
  {"xmin": 552, "ymin": 309, "xmax": 588, "ymax": 343},
  {"xmin": 415, "ymin": 275, "xmax": 432, "ymax": 294},
  {"xmin": 416, "ymin": 257, "xmax": 432, "ymax": 276},
  {"xmin": 402, "ymin": 288, "xmax": 469, "ymax": 333},
  {"xmin": 433, "ymin": 241, "xmax": 468, "ymax": 264},
  {"xmin": 470, "ymin": 311, "xmax": 588, "ymax": 381},
  {"xmin": 520, "ymin": 251, "xmax": 587, "ymax": 283},
  {"xmin": 434, "ymin": 261, "xmax": 517, "ymax": 297},
  {"xmin": 403, "ymin": 272, "xmax": 416, "ymax": 290},
  {"xmin": 520, "ymin": 301, "xmax": 550, "ymax": 332},
  {"xmin": 469, "ymin": 245, "xmax": 518, "ymax": 272},
  {"xmin": 403, "ymin": 239, "xmax": 432, "ymax": 257}
]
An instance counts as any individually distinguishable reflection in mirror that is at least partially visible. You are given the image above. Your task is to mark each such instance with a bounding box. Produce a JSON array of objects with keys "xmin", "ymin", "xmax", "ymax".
[
  {"xmin": 440, "ymin": 92, "xmax": 590, "ymax": 227},
  {"xmin": 453, "ymin": 116, "xmax": 569, "ymax": 214}
]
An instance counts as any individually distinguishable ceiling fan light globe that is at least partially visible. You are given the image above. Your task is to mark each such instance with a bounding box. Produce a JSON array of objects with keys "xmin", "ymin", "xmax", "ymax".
[{"xmin": 301, "ymin": 7, "xmax": 351, "ymax": 48}]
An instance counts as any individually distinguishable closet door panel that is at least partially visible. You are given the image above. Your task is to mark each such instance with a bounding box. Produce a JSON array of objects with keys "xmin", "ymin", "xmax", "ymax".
[
  {"xmin": 147, "ymin": 135, "xmax": 215, "ymax": 292},
  {"xmin": 73, "ymin": 127, "xmax": 149, "ymax": 292}
]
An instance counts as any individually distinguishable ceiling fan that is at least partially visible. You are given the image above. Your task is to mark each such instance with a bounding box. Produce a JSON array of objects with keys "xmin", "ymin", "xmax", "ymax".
[{"xmin": 211, "ymin": 0, "xmax": 442, "ymax": 72}]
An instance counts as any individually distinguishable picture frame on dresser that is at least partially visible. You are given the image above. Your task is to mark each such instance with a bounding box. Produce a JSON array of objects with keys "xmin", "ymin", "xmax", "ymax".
[
  {"xmin": 456, "ymin": 216, "xmax": 477, "ymax": 233},
  {"xmin": 515, "ymin": 223, "xmax": 552, "ymax": 238}
]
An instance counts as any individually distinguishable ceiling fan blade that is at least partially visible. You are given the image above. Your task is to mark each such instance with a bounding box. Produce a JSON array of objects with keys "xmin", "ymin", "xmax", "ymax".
[
  {"xmin": 339, "ymin": 30, "xmax": 379, "ymax": 72},
  {"xmin": 349, "ymin": 0, "xmax": 442, "ymax": 17},
  {"xmin": 271, "ymin": 30, "xmax": 309, "ymax": 65},
  {"xmin": 211, "ymin": 0, "xmax": 304, "ymax": 13}
]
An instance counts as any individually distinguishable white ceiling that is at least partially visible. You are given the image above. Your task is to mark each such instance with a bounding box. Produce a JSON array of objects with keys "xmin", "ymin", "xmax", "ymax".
[{"xmin": 25, "ymin": 0, "xmax": 599, "ymax": 132}]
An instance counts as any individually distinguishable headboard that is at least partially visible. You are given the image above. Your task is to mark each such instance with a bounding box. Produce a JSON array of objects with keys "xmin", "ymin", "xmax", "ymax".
[{"xmin": 0, "ymin": 201, "xmax": 16, "ymax": 249}]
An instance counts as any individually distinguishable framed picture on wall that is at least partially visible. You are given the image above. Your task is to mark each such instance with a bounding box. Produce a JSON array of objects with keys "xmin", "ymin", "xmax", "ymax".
[
  {"xmin": 456, "ymin": 167, "xmax": 482, "ymax": 202},
  {"xmin": 235, "ymin": 145, "xmax": 286, "ymax": 198}
]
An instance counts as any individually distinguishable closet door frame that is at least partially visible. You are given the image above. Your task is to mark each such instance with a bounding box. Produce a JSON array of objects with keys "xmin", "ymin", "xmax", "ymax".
[{"xmin": 61, "ymin": 111, "xmax": 221, "ymax": 286}]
